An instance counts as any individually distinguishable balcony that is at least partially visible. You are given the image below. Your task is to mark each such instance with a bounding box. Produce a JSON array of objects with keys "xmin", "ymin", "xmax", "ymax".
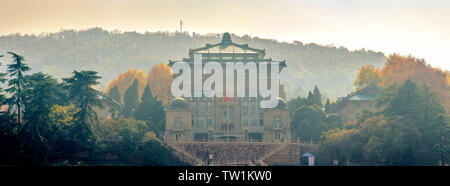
[
  {"xmin": 273, "ymin": 124, "xmax": 283, "ymax": 131},
  {"xmin": 243, "ymin": 125, "xmax": 264, "ymax": 133},
  {"xmin": 173, "ymin": 127, "xmax": 183, "ymax": 132}
]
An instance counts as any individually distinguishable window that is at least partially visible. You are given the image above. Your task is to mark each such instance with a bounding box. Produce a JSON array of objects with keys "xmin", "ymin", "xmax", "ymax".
[
  {"xmin": 207, "ymin": 118, "xmax": 213, "ymax": 126},
  {"xmin": 250, "ymin": 119, "xmax": 257, "ymax": 126},
  {"xmin": 175, "ymin": 118, "xmax": 182, "ymax": 129},
  {"xmin": 275, "ymin": 132, "xmax": 281, "ymax": 140},
  {"xmin": 274, "ymin": 117, "xmax": 281, "ymax": 129}
]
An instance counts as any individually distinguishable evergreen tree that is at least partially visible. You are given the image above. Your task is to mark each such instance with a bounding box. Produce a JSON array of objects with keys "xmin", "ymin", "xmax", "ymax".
[
  {"xmin": 325, "ymin": 98, "xmax": 331, "ymax": 113},
  {"xmin": 306, "ymin": 91, "xmax": 313, "ymax": 105},
  {"xmin": 122, "ymin": 79, "xmax": 139, "ymax": 118},
  {"xmin": 0, "ymin": 55, "xmax": 7, "ymax": 102},
  {"xmin": 135, "ymin": 84, "xmax": 164, "ymax": 135},
  {"xmin": 378, "ymin": 79, "xmax": 444, "ymax": 123},
  {"xmin": 107, "ymin": 85, "xmax": 121, "ymax": 103},
  {"xmin": 312, "ymin": 85, "xmax": 322, "ymax": 106},
  {"xmin": 64, "ymin": 70, "xmax": 102, "ymax": 158},
  {"xmin": 21, "ymin": 73, "xmax": 59, "ymax": 163},
  {"xmin": 5, "ymin": 52, "xmax": 30, "ymax": 125}
]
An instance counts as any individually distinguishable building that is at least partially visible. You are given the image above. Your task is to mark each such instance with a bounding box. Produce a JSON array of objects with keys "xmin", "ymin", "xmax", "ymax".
[
  {"xmin": 165, "ymin": 33, "xmax": 291, "ymax": 143},
  {"xmin": 336, "ymin": 85, "xmax": 382, "ymax": 123},
  {"xmin": 94, "ymin": 91, "xmax": 122, "ymax": 120}
]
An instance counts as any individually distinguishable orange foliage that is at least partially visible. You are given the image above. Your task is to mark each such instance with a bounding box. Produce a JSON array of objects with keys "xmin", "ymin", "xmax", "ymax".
[
  {"xmin": 381, "ymin": 54, "xmax": 450, "ymax": 110},
  {"xmin": 104, "ymin": 69, "xmax": 147, "ymax": 103},
  {"xmin": 105, "ymin": 64, "xmax": 173, "ymax": 105},
  {"xmin": 147, "ymin": 63, "xmax": 173, "ymax": 105}
]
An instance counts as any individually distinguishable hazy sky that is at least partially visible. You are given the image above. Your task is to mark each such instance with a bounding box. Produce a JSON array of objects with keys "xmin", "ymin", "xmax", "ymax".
[{"xmin": 0, "ymin": 0, "xmax": 449, "ymax": 70}]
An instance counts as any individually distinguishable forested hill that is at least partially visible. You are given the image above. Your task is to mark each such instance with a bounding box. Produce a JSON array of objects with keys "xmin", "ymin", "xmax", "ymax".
[{"xmin": 0, "ymin": 28, "xmax": 386, "ymax": 99}]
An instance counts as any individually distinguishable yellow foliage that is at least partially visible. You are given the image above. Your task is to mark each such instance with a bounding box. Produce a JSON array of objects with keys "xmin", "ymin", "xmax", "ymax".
[
  {"xmin": 49, "ymin": 104, "xmax": 77, "ymax": 127},
  {"xmin": 104, "ymin": 69, "xmax": 147, "ymax": 103},
  {"xmin": 147, "ymin": 63, "xmax": 173, "ymax": 105},
  {"xmin": 143, "ymin": 131, "xmax": 157, "ymax": 142},
  {"xmin": 354, "ymin": 64, "xmax": 382, "ymax": 90},
  {"xmin": 104, "ymin": 63, "xmax": 173, "ymax": 105}
]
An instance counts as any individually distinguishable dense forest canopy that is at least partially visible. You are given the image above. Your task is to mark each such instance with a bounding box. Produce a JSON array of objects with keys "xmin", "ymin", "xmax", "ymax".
[{"xmin": 0, "ymin": 28, "xmax": 386, "ymax": 99}]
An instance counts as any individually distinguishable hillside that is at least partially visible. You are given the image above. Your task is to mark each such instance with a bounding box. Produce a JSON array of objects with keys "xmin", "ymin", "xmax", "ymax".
[{"xmin": 0, "ymin": 28, "xmax": 387, "ymax": 99}]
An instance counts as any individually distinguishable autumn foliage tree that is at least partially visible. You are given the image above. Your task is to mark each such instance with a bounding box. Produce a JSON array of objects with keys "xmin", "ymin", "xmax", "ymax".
[
  {"xmin": 320, "ymin": 79, "xmax": 449, "ymax": 165},
  {"xmin": 105, "ymin": 63, "xmax": 173, "ymax": 105},
  {"xmin": 104, "ymin": 69, "xmax": 147, "ymax": 103},
  {"xmin": 354, "ymin": 64, "xmax": 382, "ymax": 90},
  {"xmin": 146, "ymin": 63, "xmax": 173, "ymax": 105},
  {"xmin": 381, "ymin": 54, "xmax": 449, "ymax": 110}
]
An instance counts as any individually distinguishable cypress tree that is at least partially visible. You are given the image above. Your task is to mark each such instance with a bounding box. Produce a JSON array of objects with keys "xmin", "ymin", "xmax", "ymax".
[
  {"xmin": 313, "ymin": 85, "xmax": 322, "ymax": 106},
  {"xmin": 122, "ymin": 79, "xmax": 139, "ymax": 118},
  {"xmin": 306, "ymin": 91, "xmax": 313, "ymax": 105},
  {"xmin": 325, "ymin": 98, "xmax": 331, "ymax": 113},
  {"xmin": 108, "ymin": 86, "xmax": 121, "ymax": 103},
  {"xmin": 135, "ymin": 84, "xmax": 164, "ymax": 134}
]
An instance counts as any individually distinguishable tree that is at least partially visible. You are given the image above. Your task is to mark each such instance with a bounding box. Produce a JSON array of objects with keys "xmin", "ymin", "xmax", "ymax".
[
  {"xmin": 147, "ymin": 63, "xmax": 173, "ymax": 105},
  {"xmin": 354, "ymin": 64, "xmax": 381, "ymax": 90},
  {"xmin": 95, "ymin": 118, "xmax": 170, "ymax": 165},
  {"xmin": 5, "ymin": 52, "xmax": 30, "ymax": 125},
  {"xmin": 320, "ymin": 128, "xmax": 362, "ymax": 165},
  {"xmin": 122, "ymin": 79, "xmax": 139, "ymax": 118},
  {"xmin": 378, "ymin": 79, "xmax": 445, "ymax": 124},
  {"xmin": 381, "ymin": 54, "xmax": 449, "ymax": 110},
  {"xmin": 0, "ymin": 54, "xmax": 7, "ymax": 102},
  {"xmin": 305, "ymin": 86, "xmax": 322, "ymax": 106},
  {"xmin": 376, "ymin": 79, "xmax": 448, "ymax": 164},
  {"xmin": 320, "ymin": 79, "xmax": 449, "ymax": 165},
  {"xmin": 136, "ymin": 139, "xmax": 170, "ymax": 165},
  {"xmin": 312, "ymin": 85, "xmax": 322, "ymax": 106},
  {"xmin": 135, "ymin": 84, "xmax": 165, "ymax": 135},
  {"xmin": 20, "ymin": 73, "xmax": 60, "ymax": 163},
  {"xmin": 291, "ymin": 105, "xmax": 328, "ymax": 141},
  {"xmin": 306, "ymin": 91, "xmax": 313, "ymax": 105},
  {"xmin": 64, "ymin": 70, "xmax": 102, "ymax": 158},
  {"xmin": 107, "ymin": 86, "xmax": 121, "ymax": 103},
  {"xmin": 104, "ymin": 69, "xmax": 147, "ymax": 103},
  {"xmin": 325, "ymin": 98, "xmax": 331, "ymax": 113},
  {"xmin": 287, "ymin": 96, "xmax": 307, "ymax": 115}
]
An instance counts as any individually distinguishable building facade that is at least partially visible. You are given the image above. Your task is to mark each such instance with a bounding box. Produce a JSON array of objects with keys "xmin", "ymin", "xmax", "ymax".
[
  {"xmin": 336, "ymin": 85, "xmax": 382, "ymax": 123},
  {"xmin": 165, "ymin": 33, "xmax": 291, "ymax": 143}
]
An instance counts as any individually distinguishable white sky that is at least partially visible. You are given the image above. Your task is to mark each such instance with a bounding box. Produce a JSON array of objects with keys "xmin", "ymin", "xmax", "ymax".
[{"xmin": 0, "ymin": 0, "xmax": 449, "ymax": 70}]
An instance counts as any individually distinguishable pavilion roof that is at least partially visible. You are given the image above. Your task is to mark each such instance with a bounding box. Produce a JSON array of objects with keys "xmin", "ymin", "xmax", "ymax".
[{"xmin": 190, "ymin": 32, "xmax": 265, "ymax": 55}]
